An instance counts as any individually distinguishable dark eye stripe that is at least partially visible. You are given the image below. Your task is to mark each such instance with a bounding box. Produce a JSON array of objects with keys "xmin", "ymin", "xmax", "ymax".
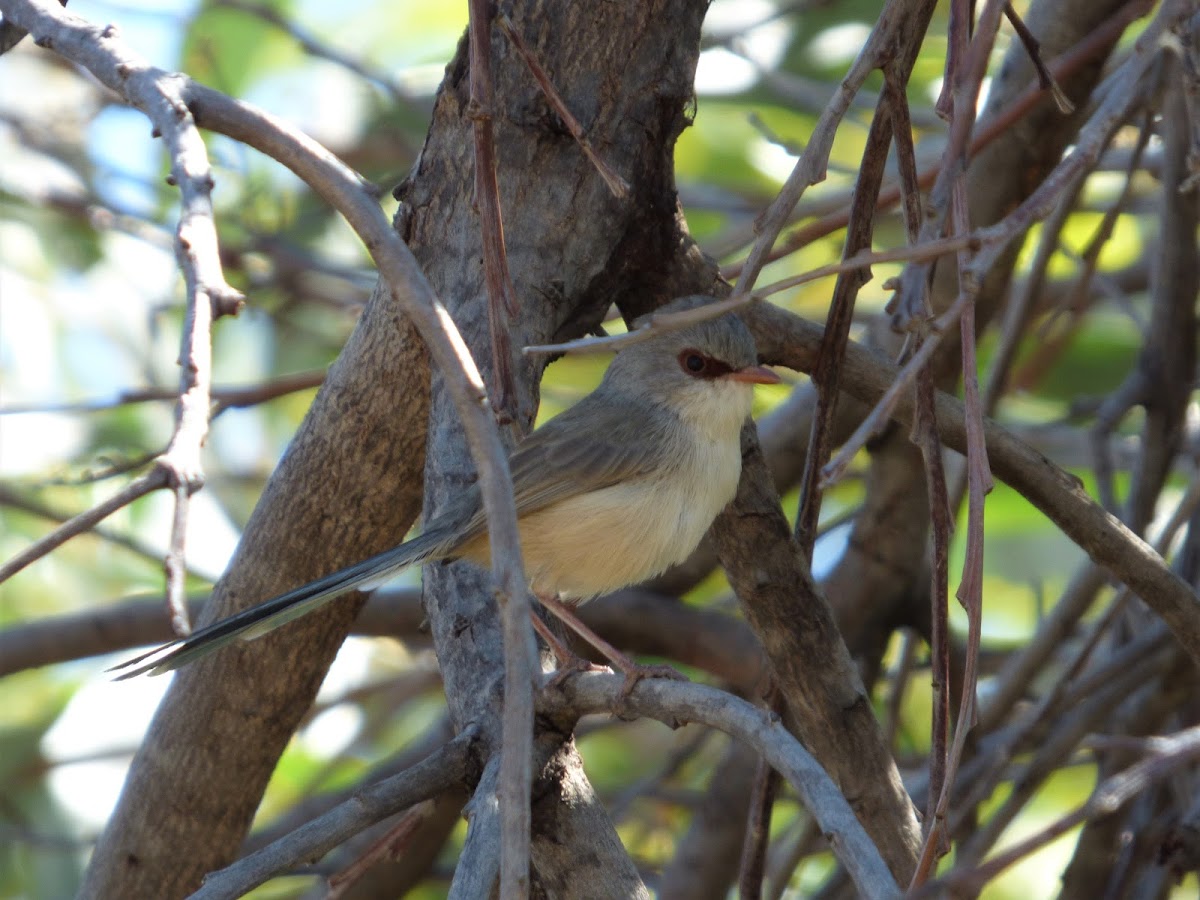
[{"xmin": 677, "ymin": 349, "xmax": 734, "ymax": 379}]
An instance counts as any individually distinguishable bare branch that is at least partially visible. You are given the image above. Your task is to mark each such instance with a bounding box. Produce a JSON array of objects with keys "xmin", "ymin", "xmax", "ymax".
[
  {"xmin": 0, "ymin": 469, "xmax": 167, "ymax": 584},
  {"xmin": 732, "ymin": 0, "xmax": 939, "ymax": 297},
  {"xmin": 544, "ymin": 672, "xmax": 902, "ymax": 900},
  {"xmin": 465, "ymin": 1, "xmax": 531, "ymax": 892},
  {"xmin": 190, "ymin": 728, "xmax": 481, "ymax": 900},
  {"xmin": 744, "ymin": 303, "xmax": 1200, "ymax": 668}
]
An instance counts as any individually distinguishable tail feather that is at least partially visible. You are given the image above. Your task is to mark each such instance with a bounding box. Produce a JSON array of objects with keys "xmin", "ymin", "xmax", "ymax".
[{"xmin": 109, "ymin": 528, "xmax": 453, "ymax": 679}]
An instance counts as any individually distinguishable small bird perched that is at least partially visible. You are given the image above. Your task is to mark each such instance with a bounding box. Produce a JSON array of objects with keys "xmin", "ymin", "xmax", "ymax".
[{"xmin": 112, "ymin": 299, "xmax": 779, "ymax": 680}]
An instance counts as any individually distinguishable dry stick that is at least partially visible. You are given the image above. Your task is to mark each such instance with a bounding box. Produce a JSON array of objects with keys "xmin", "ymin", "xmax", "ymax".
[
  {"xmin": 737, "ymin": 760, "xmax": 781, "ymax": 900},
  {"xmin": 0, "ymin": 480, "xmax": 182, "ymax": 571},
  {"xmin": 467, "ymin": 0, "xmax": 519, "ymax": 425},
  {"xmin": 465, "ymin": 1, "xmax": 528, "ymax": 895},
  {"xmin": 944, "ymin": 169, "xmax": 1094, "ymax": 717},
  {"xmin": 731, "ymin": 0, "xmax": 935, "ymax": 296},
  {"xmin": 722, "ymin": 0, "xmax": 1152, "ymax": 280},
  {"xmin": 189, "ymin": 728, "xmax": 481, "ymax": 900},
  {"xmin": 142, "ymin": 26, "xmax": 246, "ymax": 635},
  {"xmin": 1121, "ymin": 66, "xmax": 1200, "ymax": 532},
  {"xmin": 0, "ymin": 469, "xmax": 167, "ymax": 584},
  {"xmin": 0, "ymin": 368, "xmax": 326, "ymax": 416},
  {"xmin": 888, "ymin": 52, "xmax": 955, "ymax": 857},
  {"xmin": 794, "ymin": 86, "xmax": 899, "ymax": 556},
  {"xmin": 822, "ymin": 2, "xmax": 1176, "ymax": 486},
  {"xmin": 1087, "ymin": 110, "xmax": 1163, "ymax": 516},
  {"xmin": 1002, "ymin": 1, "xmax": 1075, "ymax": 113},
  {"xmin": 926, "ymin": 724, "xmax": 1200, "ymax": 897},
  {"xmin": 1015, "ymin": 110, "xmax": 1152, "ymax": 401},
  {"xmin": 524, "ymin": 233, "xmax": 982, "ymax": 357},
  {"xmin": 325, "ymin": 801, "xmax": 435, "ymax": 899},
  {"xmin": 923, "ymin": 183, "xmax": 995, "ymax": 880},
  {"xmin": 889, "ymin": 0, "xmax": 1015, "ymax": 329},
  {"xmin": 914, "ymin": 362, "xmax": 952, "ymax": 852},
  {"xmin": 0, "ymin": 0, "xmax": 537, "ymax": 890},
  {"xmin": 933, "ymin": 0, "xmax": 969, "ymax": 121},
  {"xmin": 496, "ymin": 11, "xmax": 628, "ymax": 199},
  {"xmin": 737, "ymin": 687, "xmax": 785, "ymax": 900}
]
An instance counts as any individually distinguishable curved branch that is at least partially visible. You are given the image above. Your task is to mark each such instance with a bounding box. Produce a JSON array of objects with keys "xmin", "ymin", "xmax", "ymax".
[
  {"xmin": 0, "ymin": 2, "xmax": 537, "ymax": 892},
  {"xmin": 543, "ymin": 672, "xmax": 901, "ymax": 900}
]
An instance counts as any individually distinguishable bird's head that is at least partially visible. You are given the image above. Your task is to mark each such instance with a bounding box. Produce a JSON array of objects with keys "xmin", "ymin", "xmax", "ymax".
[{"xmin": 603, "ymin": 297, "xmax": 780, "ymax": 435}]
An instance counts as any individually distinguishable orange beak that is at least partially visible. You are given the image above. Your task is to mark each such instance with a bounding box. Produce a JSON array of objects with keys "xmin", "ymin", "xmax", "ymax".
[{"xmin": 725, "ymin": 364, "xmax": 781, "ymax": 385}]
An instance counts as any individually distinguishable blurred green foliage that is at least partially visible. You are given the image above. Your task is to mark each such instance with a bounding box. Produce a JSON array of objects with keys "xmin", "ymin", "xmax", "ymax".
[{"xmin": 1, "ymin": 0, "xmax": 1189, "ymax": 897}]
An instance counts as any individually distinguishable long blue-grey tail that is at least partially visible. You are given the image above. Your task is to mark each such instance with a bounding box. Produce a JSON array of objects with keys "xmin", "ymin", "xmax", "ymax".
[{"xmin": 108, "ymin": 528, "xmax": 454, "ymax": 679}]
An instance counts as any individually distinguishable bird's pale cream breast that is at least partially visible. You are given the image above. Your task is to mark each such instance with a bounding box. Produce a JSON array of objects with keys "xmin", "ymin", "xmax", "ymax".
[{"xmin": 512, "ymin": 390, "xmax": 748, "ymax": 600}]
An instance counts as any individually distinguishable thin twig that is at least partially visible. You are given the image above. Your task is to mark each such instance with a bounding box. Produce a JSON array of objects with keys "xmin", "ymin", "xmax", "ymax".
[
  {"xmin": 1003, "ymin": 1, "xmax": 1075, "ymax": 113},
  {"xmin": 0, "ymin": 469, "xmax": 167, "ymax": 584},
  {"xmin": 190, "ymin": 729, "xmax": 481, "ymax": 900},
  {"xmin": 738, "ymin": 758, "xmax": 781, "ymax": 900},
  {"xmin": 468, "ymin": 0, "xmax": 520, "ymax": 429},
  {"xmin": 913, "ymin": 361, "xmax": 952, "ymax": 854},
  {"xmin": 738, "ymin": 687, "xmax": 786, "ymax": 899},
  {"xmin": 523, "ymin": 232, "xmax": 980, "ymax": 357},
  {"xmin": 0, "ymin": 480, "xmax": 184, "ymax": 569},
  {"xmin": 465, "ymin": 3, "xmax": 530, "ymax": 892},
  {"xmin": 923, "ymin": 725, "xmax": 1200, "ymax": 897},
  {"xmin": 731, "ymin": 0, "xmax": 936, "ymax": 297},
  {"xmin": 0, "ymin": 368, "xmax": 326, "ymax": 416},
  {"xmin": 1, "ymin": 5, "xmax": 538, "ymax": 888},
  {"xmin": 795, "ymin": 71, "xmax": 906, "ymax": 555},
  {"xmin": 325, "ymin": 801, "xmax": 435, "ymax": 899},
  {"xmin": 496, "ymin": 11, "xmax": 629, "ymax": 199},
  {"xmin": 889, "ymin": 0, "xmax": 1007, "ymax": 329}
]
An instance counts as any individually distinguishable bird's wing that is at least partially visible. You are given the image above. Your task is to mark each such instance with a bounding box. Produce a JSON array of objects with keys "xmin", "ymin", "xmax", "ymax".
[
  {"xmin": 507, "ymin": 394, "xmax": 673, "ymax": 512},
  {"xmin": 110, "ymin": 395, "xmax": 670, "ymax": 679}
]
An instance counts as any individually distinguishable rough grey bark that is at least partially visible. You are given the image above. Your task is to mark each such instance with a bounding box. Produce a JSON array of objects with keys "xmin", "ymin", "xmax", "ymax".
[
  {"xmin": 82, "ymin": 0, "xmax": 719, "ymax": 894},
  {"xmin": 709, "ymin": 430, "xmax": 923, "ymax": 880},
  {"xmin": 83, "ymin": 278, "xmax": 431, "ymax": 899},
  {"xmin": 399, "ymin": 0, "xmax": 715, "ymax": 893}
]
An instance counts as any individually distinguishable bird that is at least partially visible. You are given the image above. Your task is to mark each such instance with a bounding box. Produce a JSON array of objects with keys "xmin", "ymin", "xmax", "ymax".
[{"xmin": 110, "ymin": 299, "xmax": 780, "ymax": 681}]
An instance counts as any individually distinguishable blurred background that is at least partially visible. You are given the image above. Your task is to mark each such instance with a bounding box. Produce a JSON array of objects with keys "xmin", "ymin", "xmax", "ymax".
[{"xmin": 0, "ymin": 0, "xmax": 1187, "ymax": 896}]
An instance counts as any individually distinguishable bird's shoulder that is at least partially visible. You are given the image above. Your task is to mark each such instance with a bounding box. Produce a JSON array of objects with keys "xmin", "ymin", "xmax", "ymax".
[{"xmin": 507, "ymin": 390, "xmax": 677, "ymax": 513}]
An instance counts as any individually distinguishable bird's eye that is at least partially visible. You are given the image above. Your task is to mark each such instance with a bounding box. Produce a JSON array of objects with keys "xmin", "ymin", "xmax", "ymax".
[{"xmin": 679, "ymin": 350, "xmax": 708, "ymax": 375}]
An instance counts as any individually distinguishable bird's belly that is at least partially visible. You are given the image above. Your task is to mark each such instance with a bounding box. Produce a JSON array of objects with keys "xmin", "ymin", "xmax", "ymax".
[{"xmin": 517, "ymin": 449, "xmax": 741, "ymax": 600}]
